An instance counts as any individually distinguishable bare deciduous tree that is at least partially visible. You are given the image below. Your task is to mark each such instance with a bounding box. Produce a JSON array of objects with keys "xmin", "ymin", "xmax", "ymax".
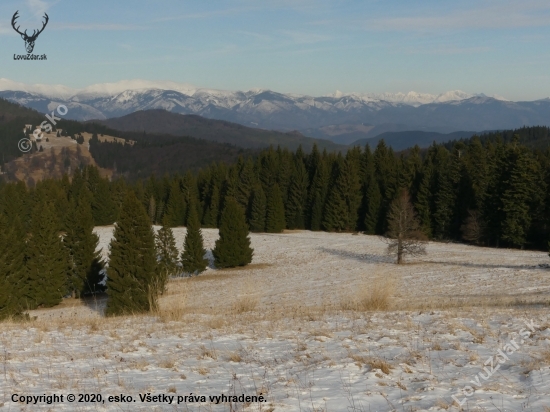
[{"xmin": 384, "ymin": 190, "xmax": 427, "ymax": 264}]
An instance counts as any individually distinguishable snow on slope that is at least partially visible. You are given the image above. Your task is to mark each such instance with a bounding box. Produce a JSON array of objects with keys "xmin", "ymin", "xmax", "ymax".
[
  {"xmin": 2, "ymin": 78, "xmax": 488, "ymax": 105},
  {"xmin": 1, "ymin": 229, "xmax": 548, "ymax": 411}
]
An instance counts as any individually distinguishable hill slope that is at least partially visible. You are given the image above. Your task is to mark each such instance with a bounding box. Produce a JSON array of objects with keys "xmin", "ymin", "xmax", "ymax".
[{"xmin": 94, "ymin": 110, "xmax": 345, "ymax": 152}]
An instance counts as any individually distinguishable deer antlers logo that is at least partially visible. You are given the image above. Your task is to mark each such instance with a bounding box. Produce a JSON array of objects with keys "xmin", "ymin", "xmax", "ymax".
[{"xmin": 11, "ymin": 11, "xmax": 49, "ymax": 54}]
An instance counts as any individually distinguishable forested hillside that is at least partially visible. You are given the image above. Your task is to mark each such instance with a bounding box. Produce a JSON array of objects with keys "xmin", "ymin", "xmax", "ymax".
[
  {"xmin": 2, "ymin": 131, "xmax": 549, "ymax": 251},
  {"xmin": 0, "ymin": 99, "xmax": 43, "ymax": 166}
]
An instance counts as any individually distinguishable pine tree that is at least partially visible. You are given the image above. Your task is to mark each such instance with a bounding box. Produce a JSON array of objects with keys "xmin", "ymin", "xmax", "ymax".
[
  {"xmin": 105, "ymin": 191, "xmax": 158, "ymax": 316},
  {"xmin": 265, "ymin": 184, "xmax": 286, "ymax": 233},
  {"xmin": 63, "ymin": 187, "xmax": 104, "ymax": 297},
  {"xmin": 25, "ymin": 202, "xmax": 68, "ymax": 308},
  {"xmin": 155, "ymin": 216, "xmax": 180, "ymax": 292},
  {"xmin": 181, "ymin": 202, "xmax": 208, "ymax": 275},
  {"xmin": 213, "ymin": 197, "xmax": 253, "ymax": 268},
  {"xmin": 249, "ymin": 184, "xmax": 267, "ymax": 232}
]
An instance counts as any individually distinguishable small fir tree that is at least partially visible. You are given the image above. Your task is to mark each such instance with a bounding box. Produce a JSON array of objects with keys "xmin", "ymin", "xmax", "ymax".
[
  {"xmin": 155, "ymin": 216, "xmax": 179, "ymax": 293},
  {"xmin": 181, "ymin": 203, "xmax": 208, "ymax": 275},
  {"xmin": 213, "ymin": 197, "xmax": 253, "ymax": 268},
  {"xmin": 105, "ymin": 191, "xmax": 158, "ymax": 316}
]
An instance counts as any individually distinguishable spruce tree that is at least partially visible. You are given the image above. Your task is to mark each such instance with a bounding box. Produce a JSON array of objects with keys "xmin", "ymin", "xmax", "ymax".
[
  {"xmin": 203, "ymin": 183, "xmax": 220, "ymax": 228},
  {"xmin": 213, "ymin": 197, "xmax": 253, "ymax": 268},
  {"xmin": 323, "ymin": 156, "xmax": 361, "ymax": 232},
  {"xmin": 2, "ymin": 216, "xmax": 26, "ymax": 309},
  {"xmin": 415, "ymin": 154, "xmax": 435, "ymax": 237},
  {"xmin": 25, "ymin": 202, "xmax": 68, "ymax": 308},
  {"xmin": 148, "ymin": 195, "xmax": 157, "ymax": 224},
  {"xmin": 364, "ymin": 174, "xmax": 381, "ymax": 235},
  {"xmin": 63, "ymin": 187, "xmax": 104, "ymax": 297},
  {"xmin": 500, "ymin": 145, "xmax": 542, "ymax": 247},
  {"xmin": 0, "ymin": 214, "xmax": 22, "ymax": 318},
  {"xmin": 181, "ymin": 202, "xmax": 208, "ymax": 275},
  {"xmin": 106, "ymin": 191, "xmax": 158, "ymax": 316},
  {"xmin": 265, "ymin": 184, "xmax": 286, "ymax": 233},
  {"xmin": 155, "ymin": 216, "xmax": 180, "ymax": 292},
  {"xmin": 165, "ymin": 179, "xmax": 186, "ymax": 227},
  {"xmin": 307, "ymin": 160, "xmax": 329, "ymax": 231},
  {"xmin": 285, "ymin": 159, "xmax": 308, "ymax": 229},
  {"xmin": 249, "ymin": 184, "xmax": 267, "ymax": 232}
]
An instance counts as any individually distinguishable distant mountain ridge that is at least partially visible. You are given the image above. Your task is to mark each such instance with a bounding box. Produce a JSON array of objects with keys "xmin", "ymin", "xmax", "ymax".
[
  {"xmin": 2, "ymin": 79, "xmax": 550, "ymax": 145},
  {"xmin": 93, "ymin": 110, "xmax": 345, "ymax": 152}
]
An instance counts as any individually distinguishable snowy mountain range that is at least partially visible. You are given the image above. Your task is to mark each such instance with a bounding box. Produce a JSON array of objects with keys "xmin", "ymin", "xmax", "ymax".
[{"xmin": 1, "ymin": 78, "xmax": 549, "ymax": 144}]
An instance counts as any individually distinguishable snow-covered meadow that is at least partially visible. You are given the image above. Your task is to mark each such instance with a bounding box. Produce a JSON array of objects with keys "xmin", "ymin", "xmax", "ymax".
[{"xmin": 1, "ymin": 228, "xmax": 550, "ymax": 411}]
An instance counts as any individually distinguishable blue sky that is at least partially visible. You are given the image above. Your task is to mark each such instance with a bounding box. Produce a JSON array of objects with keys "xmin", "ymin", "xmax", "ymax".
[{"xmin": 1, "ymin": 0, "xmax": 550, "ymax": 100}]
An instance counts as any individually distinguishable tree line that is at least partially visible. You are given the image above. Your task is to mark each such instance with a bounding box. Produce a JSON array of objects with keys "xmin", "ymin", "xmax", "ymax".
[
  {"xmin": 2, "ymin": 129, "xmax": 550, "ymax": 317},
  {"xmin": 133, "ymin": 134, "xmax": 549, "ymax": 250},
  {"xmin": 0, "ymin": 166, "xmax": 253, "ymax": 319},
  {"xmin": 4, "ymin": 131, "xmax": 550, "ymax": 249}
]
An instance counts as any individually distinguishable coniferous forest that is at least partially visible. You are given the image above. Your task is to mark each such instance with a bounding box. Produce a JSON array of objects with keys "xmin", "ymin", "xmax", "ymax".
[{"xmin": 2, "ymin": 128, "xmax": 550, "ymax": 317}]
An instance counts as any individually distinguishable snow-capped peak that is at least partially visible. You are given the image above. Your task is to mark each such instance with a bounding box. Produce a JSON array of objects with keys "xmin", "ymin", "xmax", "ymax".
[
  {"xmin": 75, "ymin": 79, "xmax": 198, "ymax": 99},
  {"xmin": 325, "ymin": 89, "xmax": 480, "ymax": 105}
]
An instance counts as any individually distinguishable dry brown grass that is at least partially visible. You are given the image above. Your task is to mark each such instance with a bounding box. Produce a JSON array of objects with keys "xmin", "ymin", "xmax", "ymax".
[
  {"xmin": 348, "ymin": 353, "xmax": 393, "ymax": 374},
  {"xmin": 230, "ymin": 279, "xmax": 261, "ymax": 314},
  {"xmin": 394, "ymin": 294, "xmax": 550, "ymax": 312},
  {"xmin": 199, "ymin": 344, "xmax": 218, "ymax": 360},
  {"xmin": 343, "ymin": 276, "xmax": 395, "ymax": 311},
  {"xmin": 153, "ymin": 277, "xmax": 193, "ymax": 322},
  {"xmin": 227, "ymin": 351, "xmax": 242, "ymax": 362},
  {"xmin": 538, "ymin": 347, "xmax": 550, "ymax": 365}
]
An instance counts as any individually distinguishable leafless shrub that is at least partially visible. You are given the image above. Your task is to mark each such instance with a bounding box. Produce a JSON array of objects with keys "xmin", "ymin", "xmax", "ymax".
[{"xmin": 383, "ymin": 190, "xmax": 427, "ymax": 264}]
